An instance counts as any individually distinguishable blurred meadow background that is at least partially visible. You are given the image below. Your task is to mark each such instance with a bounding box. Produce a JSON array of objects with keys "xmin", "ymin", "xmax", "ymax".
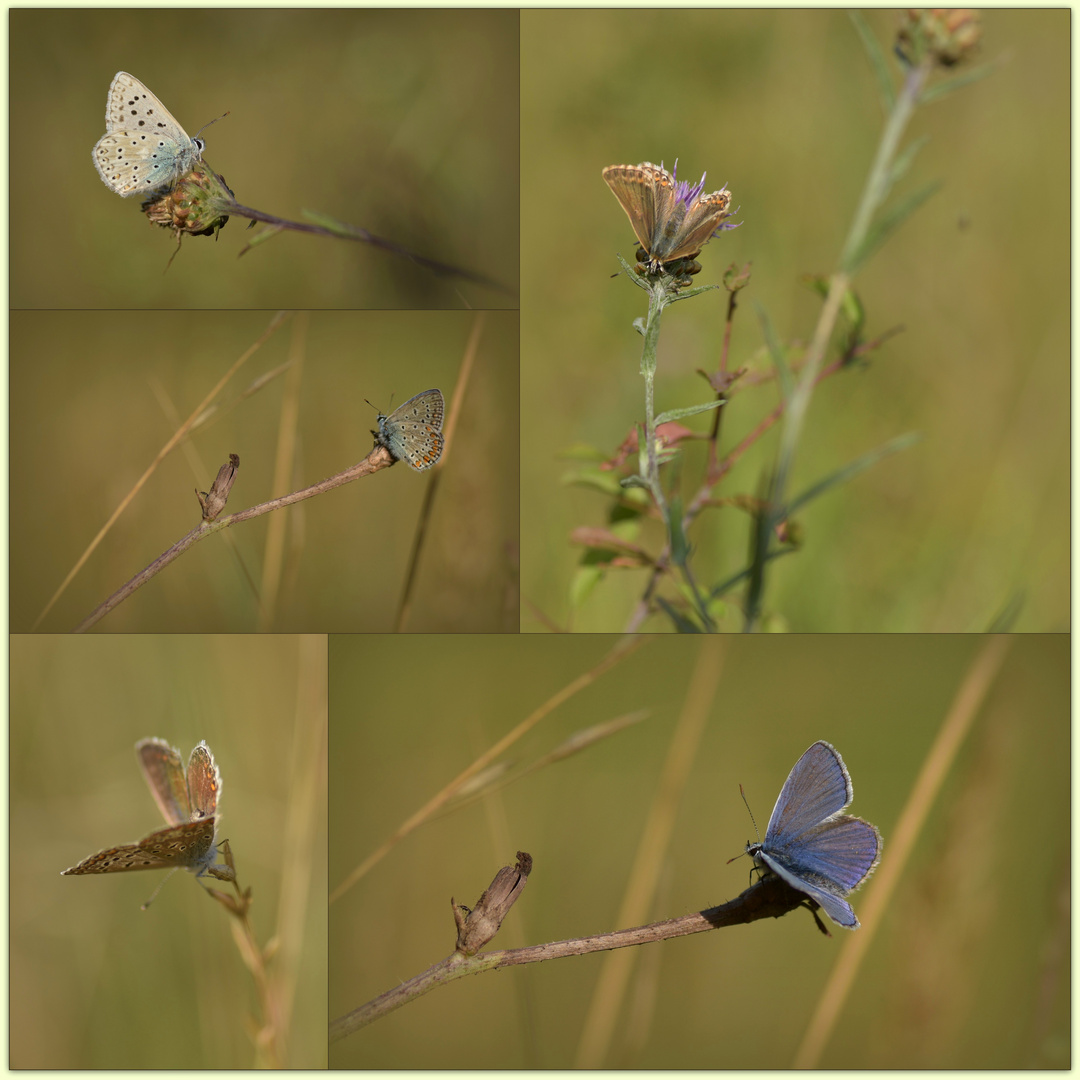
[
  {"xmin": 330, "ymin": 633, "xmax": 1068, "ymax": 1069},
  {"xmin": 11, "ymin": 309, "xmax": 518, "ymax": 633},
  {"xmin": 10, "ymin": 8, "xmax": 518, "ymax": 309},
  {"xmin": 11, "ymin": 634, "xmax": 327, "ymax": 1068},
  {"xmin": 520, "ymin": 9, "xmax": 1068, "ymax": 631}
]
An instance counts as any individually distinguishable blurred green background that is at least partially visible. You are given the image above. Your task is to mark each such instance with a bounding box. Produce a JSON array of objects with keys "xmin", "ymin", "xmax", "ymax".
[
  {"xmin": 11, "ymin": 9, "xmax": 518, "ymax": 309},
  {"xmin": 330, "ymin": 633, "xmax": 1068, "ymax": 1069},
  {"xmin": 520, "ymin": 10, "xmax": 1068, "ymax": 631},
  {"xmin": 11, "ymin": 309, "xmax": 518, "ymax": 632},
  {"xmin": 11, "ymin": 634, "xmax": 327, "ymax": 1068}
]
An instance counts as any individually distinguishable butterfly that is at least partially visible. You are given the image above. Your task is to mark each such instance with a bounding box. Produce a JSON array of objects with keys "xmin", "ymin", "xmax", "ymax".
[
  {"xmin": 602, "ymin": 161, "xmax": 737, "ymax": 273},
  {"xmin": 62, "ymin": 739, "xmax": 235, "ymax": 895},
  {"xmin": 92, "ymin": 72, "xmax": 206, "ymax": 197},
  {"xmin": 372, "ymin": 388, "xmax": 445, "ymax": 471},
  {"xmin": 745, "ymin": 740, "xmax": 882, "ymax": 929}
]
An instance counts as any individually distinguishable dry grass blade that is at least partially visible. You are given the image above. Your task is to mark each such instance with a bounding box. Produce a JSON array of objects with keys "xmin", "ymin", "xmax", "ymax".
[
  {"xmin": 259, "ymin": 314, "xmax": 308, "ymax": 630},
  {"xmin": 271, "ymin": 634, "xmax": 327, "ymax": 1065},
  {"xmin": 575, "ymin": 636, "xmax": 728, "ymax": 1068},
  {"xmin": 395, "ymin": 311, "xmax": 486, "ymax": 631},
  {"xmin": 437, "ymin": 710, "xmax": 650, "ymax": 820},
  {"xmin": 210, "ymin": 636, "xmax": 326, "ymax": 1067},
  {"xmin": 793, "ymin": 634, "xmax": 1013, "ymax": 1068},
  {"xmin": 329, "ymin": 634, "xmax": 650, "ymax": 904},
  {"xmin": 32, "ymin": 310, "xmax": 292, "ymax": 630}
]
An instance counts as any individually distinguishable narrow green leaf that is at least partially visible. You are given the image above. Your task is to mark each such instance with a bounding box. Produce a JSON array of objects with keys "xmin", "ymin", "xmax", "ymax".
[
  {"xmin": 849, "ymin": 10, "xmax": 896, "ymax": 111},
  {"xmin": 742, "ymin": 474, "xmax": 778, "ymax": 631},
  {"xmin": 561, "ymin": 467, "xmax": 623, "ymax": 496},
  {"xmin": 919, "ymin": 60, "xmax": 997, "ymax": 106},
  {"xmin": 570, "ymin": 565, "xmax": 604, "ymax": 609},
  {"xmin": 711, "ymin": 547, "xmax": 796, "ymax": 600},
  {"xmin": 887, "ymin": 134, "xmax": 930, "ymax": 194},
  {"xmin": 654, "ymin": 399, "xmax": 725, "ymax": 425},
  {"xmin": 787, "ymin": 431, "xmax": 922, "ymax": 515},
  {"xmin": 666, "ymin": 282, "xmax": 720, "ymax": 303},
  {"xmin": 985, "ymin": 591, "xmax": 1025, "ymax": 632},
  {"xmin": 239, "ymin": 224, "xmax": 285, "ymax": 252},
  {"xmin": 657, "ymin": 596, "xmax": 703, "ymax": 633},
  {"xmin": 756, "ymin": 303, "xmax": 794, "ymax": 403},
  {"xmin": 846, "ymin": 179, "xmax": 942, "ymax": 274},
  {"xmin": 668, "ymin": 496, "xmax": 689, "ymax": 566}
]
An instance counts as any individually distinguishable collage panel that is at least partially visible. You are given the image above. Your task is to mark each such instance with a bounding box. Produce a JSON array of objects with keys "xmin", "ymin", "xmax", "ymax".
[
  {"xmin": 329, "ymin": 633, "xmax": 1068, "ymax": 1069},
  {"xmin": 12, "ymin": 309, "xmax": 519, "ymax": 634},
  {"xmin": 12, "ymin": 8, "xmax": 518, "ymax": 310},
  {"xmin": 7, "ymin": 5, "xmax": 1071, "ymax": 1073},
  {"xmin": 519, "ymin": 9, "xmax": 1067, "ymax": 632},
  {"xmin": 11, "ymin": 634, "xmax": 328, "ymax": 1069}
]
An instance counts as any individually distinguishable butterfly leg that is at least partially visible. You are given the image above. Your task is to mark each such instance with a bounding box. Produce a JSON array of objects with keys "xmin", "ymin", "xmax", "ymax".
[{"xmin": 140, "ymin": 866, "xmax": 181, "ymax": 910}]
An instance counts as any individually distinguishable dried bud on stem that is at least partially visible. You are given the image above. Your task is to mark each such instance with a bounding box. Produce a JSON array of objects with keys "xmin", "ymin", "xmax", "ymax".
[
  {"xmin": 196, "ymin": 453, "xmax": 240, "ymax": 522},
  {"xmin": 452, "ymin": 851, "xmax": 532, "ymax": 956}
]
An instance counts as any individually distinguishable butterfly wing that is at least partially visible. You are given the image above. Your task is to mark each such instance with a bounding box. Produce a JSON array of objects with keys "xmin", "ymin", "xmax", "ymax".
[
  {"xmin": 603, "ymin": 163, "xmax": 676, "ymax": 255},
  {"xmin": 94, "ymin": 73, "xmax": 201, "ymax": 197},
  {"xmin": 92, "ymin": 131, "xmax": 201, "ymax": 196},
  {"xmin": 136, "ymin": 738, "xmax": 190, "ymax": 825},
  {"xmin": 386, "ymin": 389, "xmax": 445, "ymax": 470},
  {"xmin": 758, "ymin": 815, "xmax": 882, "ymax": 920},
  {"xmin": 61, "ymin": 819, "xmax": 216, "ymax": 875},
  {"xmin": 755, "ymin": 743, "xmax": 882, "ymax": 928},
  {"xmin": 104, "ymin": 72, "xmax": 191, "ymax": 143},
  {"xmin": 186, "ymin": 741, "xmax": 222, "ymax": 821},
  {"xmin": 797, "ymin": 815, "xmax": 882, "ymax": 891},
  {"xmin": 756, "ymin": 847, "xmax": 862, "ymax": 928},
  {"xmin": 763, "ymin": 740, "xmax": 853, "ymax": 848},
  {"xmin": 661, "ymin": 189, "xmax": 733, "ymax": 262}
]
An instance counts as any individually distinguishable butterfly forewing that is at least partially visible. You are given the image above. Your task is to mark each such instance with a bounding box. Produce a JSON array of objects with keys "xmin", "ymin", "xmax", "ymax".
[
  {"xmin": 61, "ymin": 818, "xmax": 217, "ymax": 876},
  {"xmin": 665, "ymin": 190, "xmax": 733, "ymax": 261},
  {"xmin": 105, "ymin": 72, "xmax": 189, "ymax": 138},
  {"xmin": 136, "ymin": 738, "xmax": 191, "ymax": 826},
  {"xmin": 763, "ymin": 740, "xmax": 854, "ymax": 847},
  {"xmin": 603, "ymin": 165, "xmax": 658, "ymax": 252}
]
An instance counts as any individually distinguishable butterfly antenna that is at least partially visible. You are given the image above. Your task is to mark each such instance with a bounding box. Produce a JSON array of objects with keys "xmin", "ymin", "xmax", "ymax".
[
  {"xmin": 141, "ymin": 867, "xmax": 180, "ymax": 910},
  {"xmin": 740, "ymin": 783, "xmax": 761, "ymax": 840},
  {"xmin": 725, "ymin": 783, "xmax": 761, "ymax": 865},
  {"xmin": 194, "ymin": 110, "xmax": 231, "ymax": 140}
]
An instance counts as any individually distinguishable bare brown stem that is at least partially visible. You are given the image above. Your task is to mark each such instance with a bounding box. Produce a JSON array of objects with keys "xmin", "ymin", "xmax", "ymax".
[
  {"xmin": 74, "ymin": 448, "xmax": 393, "ymax": 633},
  {"xmin": 329, "ymin": 875, "xmax": 809, "ymax": 1044}
]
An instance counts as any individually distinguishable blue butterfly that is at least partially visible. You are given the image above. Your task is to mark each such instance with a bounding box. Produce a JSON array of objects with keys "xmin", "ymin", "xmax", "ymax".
[{"xmin": 747, "ymin": 741, "xmax": 882, "ymax": 929}]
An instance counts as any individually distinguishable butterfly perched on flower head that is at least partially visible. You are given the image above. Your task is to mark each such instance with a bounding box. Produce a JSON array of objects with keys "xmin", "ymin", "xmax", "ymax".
[{"xmin": 603, "ymin": 161, "xmax": 737, "ymax": 273}]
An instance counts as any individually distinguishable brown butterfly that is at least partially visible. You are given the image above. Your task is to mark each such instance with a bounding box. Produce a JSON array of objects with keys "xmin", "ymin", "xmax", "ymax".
[
  {"xmin": 602, "ymin": 161, "xmax": 737, "ymax": 273},
  {"xmin": 62, "ymin": 739, "xmax": 235, "ymax": 890}
]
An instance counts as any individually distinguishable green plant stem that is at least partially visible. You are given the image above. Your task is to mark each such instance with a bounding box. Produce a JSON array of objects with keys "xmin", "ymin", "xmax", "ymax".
[
  {"xmin": 754, "ymin": 58, "xmax": 934, "ymax": 632},
  {"xmin": 840, "ymin": 61, "xmax": 931, "ymax": 272},
  {"xmin": 638, "ymin": 281, "xmax": 669, "ymax": 524},
  {"xmin": 637, "ymin": 282, "xmax": 717, "ymax": 630}
]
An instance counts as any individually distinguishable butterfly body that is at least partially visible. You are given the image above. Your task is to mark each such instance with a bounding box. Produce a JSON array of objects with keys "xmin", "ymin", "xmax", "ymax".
[
  {"xmin": 92, "ymin": 72, "xmax": 205, "ymax": 197},
  {"xmin": 603, "ymin": 161, "xmax": 735, "ymax": 273},
  {"xmin": 372, "ymin": 388, "xmax": 445, "ymax": 471},
  {"xmin": 746, "ymin": 740, "xmax": 881, "ymax": 929}
]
